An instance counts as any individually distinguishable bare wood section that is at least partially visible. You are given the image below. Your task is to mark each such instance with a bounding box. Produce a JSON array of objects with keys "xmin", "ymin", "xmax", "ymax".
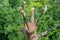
[{"xmin": 30, "ymin": 7, "xmax": 35, "ymax": 24}]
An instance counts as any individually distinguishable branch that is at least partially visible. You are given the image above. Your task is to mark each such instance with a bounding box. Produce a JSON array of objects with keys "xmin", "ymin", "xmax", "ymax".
[
  {"xmin": 36, "ymin": 11, "xmax": 44, "ymax": 26},
  {"xmin": 22, "ymin": 0, "xmax": 26, "ymax": 10},
  {"xmin": 20, "ymin": 7, "xmax": 29, "ymax": 30},
  {"xmin": 20, "ymin": 0, "xmax": 29, "ymax": 30},
  {"xmin": 36, "ymin": 5, "xmax": 47, "ymax": 26},
  {"xmin": 30, "ymin": 7, "xmax": 35, "ymax": 24}
]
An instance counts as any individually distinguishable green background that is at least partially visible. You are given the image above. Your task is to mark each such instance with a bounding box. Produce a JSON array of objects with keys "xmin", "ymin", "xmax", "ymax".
[{"xmin": 0, "ymin": 0, "xmax": 60, "ymax": 40}]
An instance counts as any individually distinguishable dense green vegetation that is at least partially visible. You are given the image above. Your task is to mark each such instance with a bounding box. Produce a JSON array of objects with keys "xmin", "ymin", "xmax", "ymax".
[{"xmin": 0, "ymin": 0, "xmax": 60, "ymax": 40}]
